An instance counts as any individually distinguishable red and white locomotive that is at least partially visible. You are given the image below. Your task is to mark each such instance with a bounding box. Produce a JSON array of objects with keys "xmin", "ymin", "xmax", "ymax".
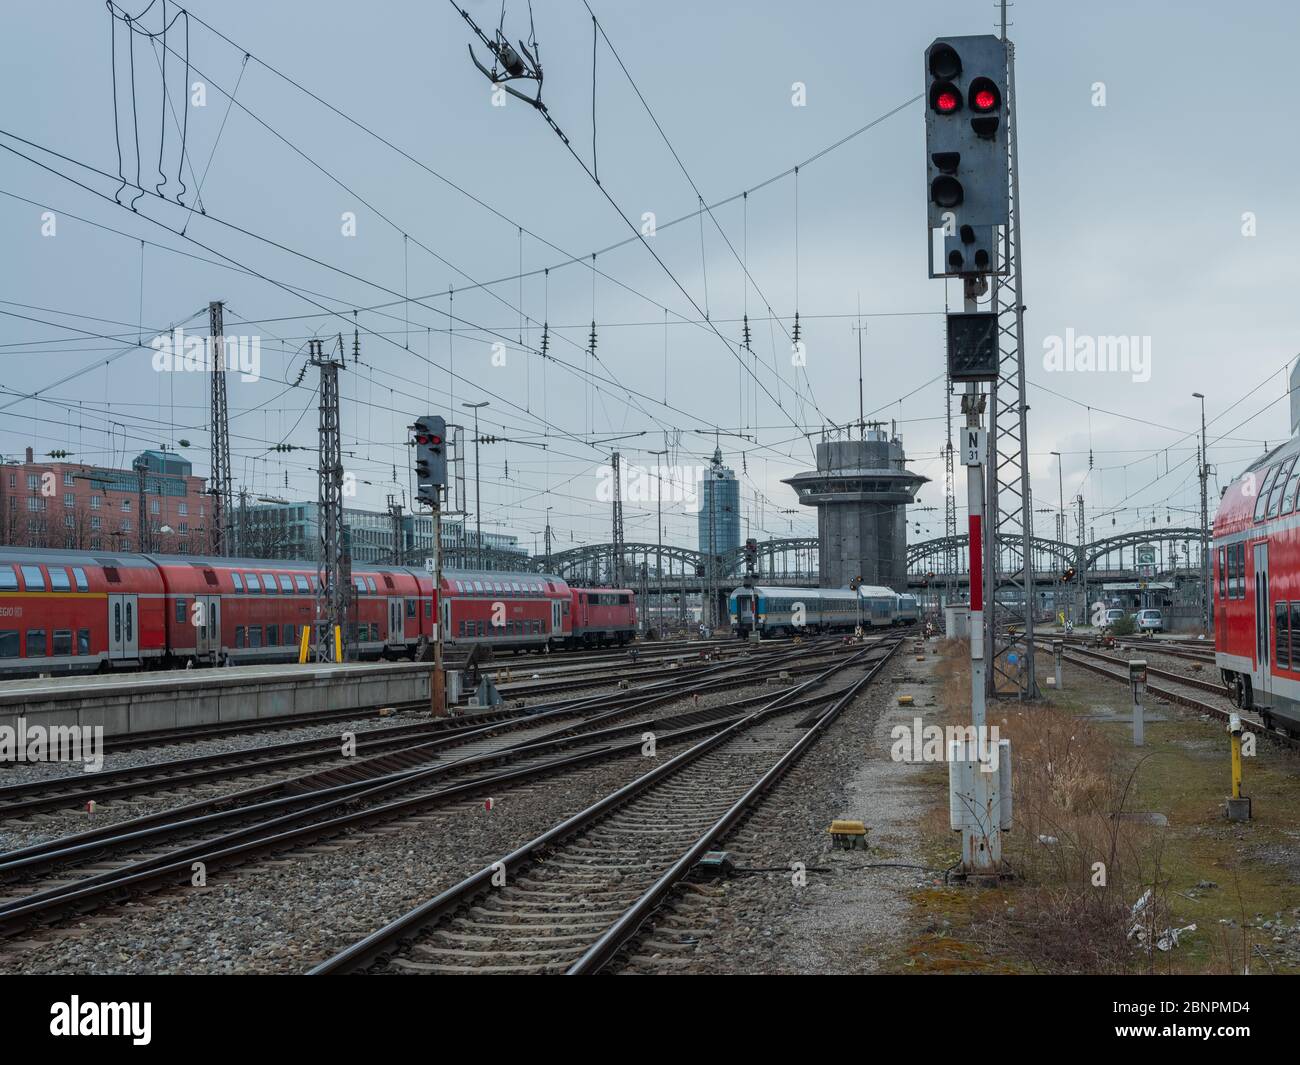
[
  {"xmin": 0, "ymin": 547, "xmax": 638, "ymax": 677},
  {"xmin": 1214, "ymin": 438, "xmax": 1300, "ymax": 735}
]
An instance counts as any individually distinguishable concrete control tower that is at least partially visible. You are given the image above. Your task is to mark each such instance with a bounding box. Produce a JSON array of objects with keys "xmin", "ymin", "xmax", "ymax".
[{"xmin": 782, "ymin": 429, "xmax": 926, "ymax": 592}]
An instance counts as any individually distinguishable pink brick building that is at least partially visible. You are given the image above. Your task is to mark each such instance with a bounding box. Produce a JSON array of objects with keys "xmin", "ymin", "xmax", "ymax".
[{"xmin": 0, "ymin": 446, "xmax": 211, "ymax": 555}]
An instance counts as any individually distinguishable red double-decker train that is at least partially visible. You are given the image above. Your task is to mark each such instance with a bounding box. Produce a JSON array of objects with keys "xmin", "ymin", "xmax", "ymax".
[
  {"xmin": 0, "ymin": 547, "xmax": 637, "ymax": 677},
  {"xmin": 1214, "ymin": 437, "xmax": 1300, "ymax": 736}
]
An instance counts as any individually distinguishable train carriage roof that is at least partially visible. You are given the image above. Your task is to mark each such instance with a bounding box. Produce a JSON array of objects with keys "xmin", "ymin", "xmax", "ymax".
[{"xmin": 0, "ymin": 546, "xmax": 159, "ymax": 568}]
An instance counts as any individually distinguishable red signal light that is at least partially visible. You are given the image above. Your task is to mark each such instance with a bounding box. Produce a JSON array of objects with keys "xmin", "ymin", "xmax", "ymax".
[
  {"xmin": 935, "ymin": 91, "xmax": 959, "ymax": 113},
  {"xmin": 973, "ymin": 88, "xmax": 996, "ymax": 111},
  {"xmin": 429, "ymin": 435, "xmax": 442, "ymax": 446}
]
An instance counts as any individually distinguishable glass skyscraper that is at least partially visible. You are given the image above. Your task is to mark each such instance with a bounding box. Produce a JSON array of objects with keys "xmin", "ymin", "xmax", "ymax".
[{"xmin": 697, "ymin": 446, "xmax": 741, "ymax": 571}]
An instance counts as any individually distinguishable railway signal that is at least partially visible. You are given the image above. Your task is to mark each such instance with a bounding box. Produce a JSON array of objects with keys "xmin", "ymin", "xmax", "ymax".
[
  {"xmin": 925, "ymin": 35, "xmax": 1009, "ymax": 278},
  {"xmin": 412, "ymin": 416, "xmax": 448, "ymax": 506}
]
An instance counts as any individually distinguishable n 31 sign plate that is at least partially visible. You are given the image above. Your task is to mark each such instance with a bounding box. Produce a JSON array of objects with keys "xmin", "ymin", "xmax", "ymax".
[{"xmin": 961, "ymin": 429, "xmax": 987, "ymax": 466}]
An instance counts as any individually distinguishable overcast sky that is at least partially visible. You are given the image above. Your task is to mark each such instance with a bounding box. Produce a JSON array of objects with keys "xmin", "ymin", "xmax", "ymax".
[{"xmin": 2, "ymin": 0, "xmax": 1298, "ymax": 558}]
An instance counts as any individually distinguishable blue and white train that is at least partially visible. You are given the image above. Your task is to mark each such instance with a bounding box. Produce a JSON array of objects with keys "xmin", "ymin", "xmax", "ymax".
[{"xmin": 728, "ymin": 585, "xmax": 920, "ymax": 638}]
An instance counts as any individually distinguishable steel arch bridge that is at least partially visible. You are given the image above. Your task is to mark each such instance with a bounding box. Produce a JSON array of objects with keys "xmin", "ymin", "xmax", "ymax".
[
  {"xmin": 905, "ymin": 526, "xmax": 1206, "ymax": 576},
  {"xmin": 439, "ymin": 527, "xmax": 1207, "ymax": 597}
]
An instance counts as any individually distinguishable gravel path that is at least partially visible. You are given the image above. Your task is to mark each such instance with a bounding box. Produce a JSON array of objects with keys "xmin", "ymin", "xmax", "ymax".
[{"xmin": 620, "ymin": 643, "xmax": 932, "ymax": 974}]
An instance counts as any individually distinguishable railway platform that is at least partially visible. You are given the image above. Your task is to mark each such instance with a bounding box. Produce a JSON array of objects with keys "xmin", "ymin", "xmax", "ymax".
[{"xmin": 0, "ymin": 660, "xmax": 432, "ymax": 739}]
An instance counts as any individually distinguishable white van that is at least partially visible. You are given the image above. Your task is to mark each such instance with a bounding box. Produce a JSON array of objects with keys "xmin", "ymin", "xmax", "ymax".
[{"xmin": 1134, "ymin": 608, "xmax": 1164, "ymax": 633}]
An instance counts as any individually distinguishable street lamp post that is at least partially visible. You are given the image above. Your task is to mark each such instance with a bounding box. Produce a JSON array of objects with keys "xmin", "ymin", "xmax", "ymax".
[
  {"xmin": 1193, "ymin": 392, "xmax": 1210, "ymax": 634},
  {"xmin": 461, "ymin": 401, "xmax": 489, "ymax": 571},
  {"xmin": 650, "ymin": 448, "xmax": 668, "ymax": 632},
  {"xmin": 1051, "ymin": 450, "xmax": 1065, "ymax": 620}
]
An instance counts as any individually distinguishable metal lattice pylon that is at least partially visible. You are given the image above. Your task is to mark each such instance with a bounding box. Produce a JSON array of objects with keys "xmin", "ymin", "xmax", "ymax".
[
  {"xmin": 610, "ymin": 451, "xmax": 625, "ymax": 586},
  {"xmin": 984, "ymin": 38, "xmax": 1039, "ymax": 700},
  {"xmin": 208, "ymin": 301, "xmax": 232, "ymax": 556},
  {"xmin": 313, "ymin": 339, "xmax": 347, "ymax": 662}
]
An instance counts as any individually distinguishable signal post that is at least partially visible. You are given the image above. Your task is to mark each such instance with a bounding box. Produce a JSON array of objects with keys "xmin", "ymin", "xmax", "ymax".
[
  {"xmin": 413, "ymin": 416, "xmax": 449, "ymax": 716},
  {"xmin": 925, "ymin": 33, "xmax": 1014, "ymax": 876}
]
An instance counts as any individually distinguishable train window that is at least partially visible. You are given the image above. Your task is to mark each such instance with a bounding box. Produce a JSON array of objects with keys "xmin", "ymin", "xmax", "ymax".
[
  {"xmin": 72, "ymin": 567, "xmax": 88, "ymax": 591},
  {"xmin": 278, "ymin": 575, "xmax": 293, "ymax": 593},
  {"xmin": 353, "ymin": 577, "xmax": 365, "ymax": 593},
  {"xmin": 1277, "ymin": 602, "xmax": 1290, "ymax": 669},
  {"xmin": 20, "ymin": 565, "xmax": 45, "ymax": 591},
  {"xmin": 477, "ymin": 621, "xmax": 485, "ymax": 637},
  {"xmin": 103, "ymin": 566, "xmax": 120, "ymax": 583},
  {"xmin": 1291, "ymin": 604, "xmax": 1300, "ymax": 667},
  {"xmin": 249, "ymin": 626, "xmax": 263, "ymax": 648},
  {"xmin": 1254, "ymin": 466, "xmax": 1278, "ymax": 522},
  {"xmin": 0, "ymin": 631, "xmax": 17, "ymax": 657},
  {"xmin": 295, "ymin": 576, "xmax": 309, "ymax": 593},
  {"xmin": 202, "ymin": 568, "xmax": 218, "ymax": 587},
  {"xmin": 0, "ymin": 565, "xmax": 16, "ymax": 590},
  {"xmin": 175, "ymin": 600, "xmax": 186, "ymax": 623},
  {"xmin": 1270, "ymin": 459, "xmax": 1296, "ymax": 518},
  {"xmin": 27, "ymin": 630, "xmax": 47, "ymax": 656},
  {"xmin": 262, "ymin": 574, "xmax": 278, "ymax": 595},
  {"xmin": 246, "ymin": 574, "xmax": 261, "ymax": 593},
  {"xmin": 1285, "ymin": 463, "xmax": 1300, "ymax": 515},
  {"xmin": 366, "ymin": 577, "xmax": 377, "ymax": 593},
  {"xmin": 77, "ymin": 629, "xmax": 90, "ymax": 655},
  {"xmin": 425, "ymin": 602, "xmax": 432, "ymax": 619},
  {"xmin": 458, "ymin": 621, "xmax": 466, "ymax": 637},
  {"xmin": 406, "ymin": 599, "xmax": 416, "ymax": 618},
  {"xmin": 49, "ymin": 568, "xmax": 71, "ymax": 592},
  {"xmin": 114, "ymin": 603, "xmax": 121, "ymax": 642},
  {"xmin": 266, "ymin": 625, "xmax": 279, "ymax": 646},
  {"xmin": 1236, "ymin": 543, "xmax": 1247, "ymax": 598},
  {"xmin": 285, "ymin": 625, "xmax": 297, "ymax": 644},
  {"xmin": 53, "ymin": 630, "xmax": 72, "ymax": 656},
  {"xmin": 231, "ymin": 572, "xmax": 244, "ymax": 592},
  {"xmin": 235, "ymin": 626, "xmax": 246, "ymax": 648},
  {"xmin": 125, "ymin": 603, "xmax": 133, "ymax": 642},
  {"xmin": 1217, "ymin": 548, "xmax": 1225, "ymax": 599}
]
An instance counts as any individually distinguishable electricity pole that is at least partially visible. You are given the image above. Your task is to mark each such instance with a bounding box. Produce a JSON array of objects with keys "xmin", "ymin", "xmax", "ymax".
[
  {"xmin": 461, "ymin": 401, "xmax": 488, "ymax": 570},
  {"xmin": 611, "ymin": 451, "xmax": 625, "ymax": 587},
  {"xmin": 1193, "ymin": 391, "xmax": 1210, "ymax": 634},
  {"xmin": 650, "ymin": 447, "xmax": 668, "ymax": 630},
  {"xmin": 208, "ymin": 300, "xmax": 232, "ymax": 556},
  {"xmin": 313, "ymin": 338, "xmax": 347, "ymax": 662}
]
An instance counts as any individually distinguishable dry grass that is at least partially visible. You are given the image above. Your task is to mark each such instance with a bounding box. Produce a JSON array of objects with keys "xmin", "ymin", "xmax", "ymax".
[{"xmin": 936, "ymin": 646, "xmax": 1178, "ymax": 973}]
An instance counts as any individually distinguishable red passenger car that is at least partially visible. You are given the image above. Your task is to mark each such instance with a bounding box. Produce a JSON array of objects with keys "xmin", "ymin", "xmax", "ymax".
[
  {"xmin": 0, "ymin": 548, "xmax": 644, "ymax": 675},
  {"xmin": 1214, "ymin": 437, "xmax": 1300, "ymax": 735},
  {"xmin": 0, "ymin": 547, "xmax": 437, "ymax": 677},
  {"xmin": 0, "ymin": 548, "xmax": 166, "ymax": 673},
  {"xmin": 439, "ymin": 569, "xmax": 571, "ymax": 652}
]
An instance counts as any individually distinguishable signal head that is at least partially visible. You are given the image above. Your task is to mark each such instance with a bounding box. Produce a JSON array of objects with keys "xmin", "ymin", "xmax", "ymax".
[{"xmin": 930, "ymin": 83, "xmax": 962, "ymax": 114}]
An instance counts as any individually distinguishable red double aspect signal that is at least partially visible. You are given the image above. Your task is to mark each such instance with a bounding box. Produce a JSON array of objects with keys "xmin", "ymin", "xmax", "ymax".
[{"xmin": 924, "ymin": 35, "xmax": 1010, "ymax": 278}]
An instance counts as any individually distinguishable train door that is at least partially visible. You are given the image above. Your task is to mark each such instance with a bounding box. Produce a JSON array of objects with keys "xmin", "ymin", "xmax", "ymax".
[
  {"xmin": 1253, "ymin": 543, "xmax": 1272, "ymax": 705},
  {"xmin": 551, "ymin": 599, "xmax": 561, "ymax": 636},
  {"xmin": 387, "ymin": 597, "xmax": 403, "ymax": 645},
  {"xmin": 107, "ymin": 593, "xmax": 139, "ymax": 661},
  {"xmin": 195, "ymin": 596, "xmax": 221, "ymax": 658},
  {"xmin": 440, "ymin": 599, "xmax": 451, "ymax": 643}
]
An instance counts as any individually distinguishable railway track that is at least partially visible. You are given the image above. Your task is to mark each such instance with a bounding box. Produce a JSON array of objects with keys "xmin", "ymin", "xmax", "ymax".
[
  {"xmin": 0, "ymin": 637, "xmax": 843, "ymax": 819},
  {"xmin": 0, "ymin": 638, "xmax": 746, "ymax": 759},
  {"xmin": 1060, "ymin": 647, "xmax": 1299, "ymax": 748},
  {"xmin": 308, "ymin": 639, "xmax": 900, "ymax": 975},
  {"xmin": 0, "ymin": 636, "xmax": 898, "ymax": 938}
]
